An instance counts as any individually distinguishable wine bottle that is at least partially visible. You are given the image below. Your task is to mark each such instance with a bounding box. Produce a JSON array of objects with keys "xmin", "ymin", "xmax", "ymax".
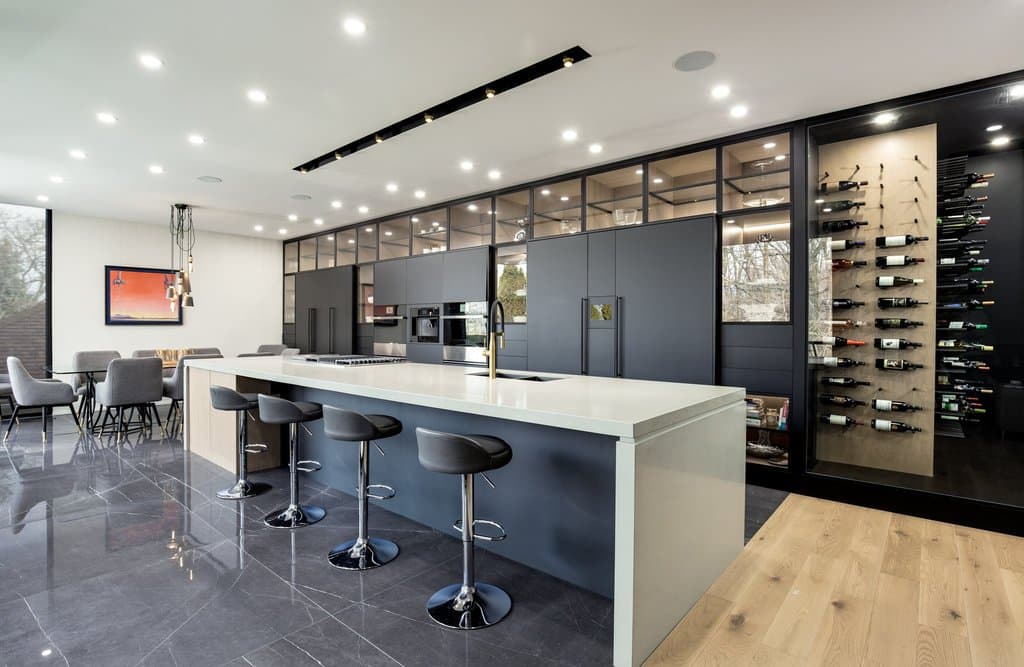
[
  {"xmin": 872, "ymin": 398, "xmax": 922, "ymax": 412},
  {"xmin": 938, "ymin": 172, "xmax": 994, "ymax": 187},
  {"xmin": 936, "ymin": 320, "xmax": 988, "ymax": 330},
  {"xmin": 820, "ymin": 394, "xmax": 867, "ymax": 407},
  {"xmin": 876, "ymin": 255, "xmax": 925, "ymax": 267},
  {"xmin": 941, "ymin": 357, "xmax": 991, "ymax": 370},
  {"xmin": 939, "ymin": 339, "xmax": 994, "ymax": 351},
  {"xmin": 937, "ymin": 299, "xmax": 994, "ymax": 310},
  {"xmin": 821, "ymin": 376, "xmax": 871, "ymax": 387},
  {"xmin": 939, "ymin": 195, "xmax": 988, "ymax": 209},
  {"xmin": 832, "ymin": 259, "xmax": 868, "ymax": 270},
  {"xmin": 937, "ymin": 238, "xmax": 987, "ymax": 250},
  {"xmin": 936, "ymin": 278, "xmax": 993, "ymax": 292},
  {"xmin": 819, "ymin": 200, "xmax": 865, "ymax": 213},
  {"xmin": 819, "ymin": 414, "xmax": 860, "ymax": 427},
  {"xmin": 832, "ymin": 298, "xmax": 865, "ymax": 309},
  {"xmin": 945, "ymin": 382, "xmax": 994, "ymax": 394},
  {"xmin": 875, "ymin": 358, "xmax": 924, "ymax": 371},
  {"xmin": 877, "ymin": 297, "xmax": 929, "ymax": 309},
  {"xmin": 875, "ymin": 318, "xmax": 924, "ymax": 329},
  {"xmin": 830, "ymin": 240, "xmax": 866, "ymax": 251},
  {"xmin": 815, "ymin": 356, "xmax": 866, "ymax": 368},
  {"xmin": 811, "ymin": 336, "xmax": 866, "ymax": 347},
  {"xmin": 826, "ymin": 319, "xmax": 866, "ymax": 328},
  {"xmin": 874, "ymin": 235, "xmax": 929, "ymax": 248},
  {"xmin": 875, "ymin": 276, "xmax": 924, "ymax": 288},
  {"xmin": 938, "ymin": 413, "xmax": 982, "ymax": 424},
  {"xmin": 871, "ymin": 419, "xmax": 921, "ymax": 433},
  {"xmin": 819, "ymin": 180, "xmax": 869, "ymax": 193},
  {"xmin": 874, "ymin": 338, "xmax": 922, "ymax": 350},
  {"xmin": 820, "ymin": 219, "xmax": 868, "ymax": 233},
  {"xmin": 939, "ymin": 257, "xmax": 989, "ymax": 267}
]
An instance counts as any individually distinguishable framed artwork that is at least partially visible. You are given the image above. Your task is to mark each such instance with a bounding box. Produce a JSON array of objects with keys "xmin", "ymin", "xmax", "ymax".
[{"xmin": 104, "ymin": 265, "xmax": 182, "ymax": 325}]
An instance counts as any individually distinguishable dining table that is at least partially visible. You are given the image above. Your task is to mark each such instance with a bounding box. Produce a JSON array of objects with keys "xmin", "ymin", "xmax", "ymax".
[{"xmin": 45, "ymin": 360, "xmax": 177, "ymax": 429}]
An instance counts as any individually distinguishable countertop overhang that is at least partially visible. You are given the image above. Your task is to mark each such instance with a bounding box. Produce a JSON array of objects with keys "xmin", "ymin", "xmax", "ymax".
[{"xmin": 185, "ymin": 356, "xmax": 744, "ymax": 440}]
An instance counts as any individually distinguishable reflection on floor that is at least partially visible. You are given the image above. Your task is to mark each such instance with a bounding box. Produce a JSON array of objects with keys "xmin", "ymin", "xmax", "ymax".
[
  {"xmin": 813, "ymin": 427, "xmax": 1024, "ymax": 507},
  {"xmin": 0, "ymin": 415, "xmax": 784, "ymax": 666},
  {"xmin": 647, "ymin": 493, "xmax": 1024, "ymax": 666}
]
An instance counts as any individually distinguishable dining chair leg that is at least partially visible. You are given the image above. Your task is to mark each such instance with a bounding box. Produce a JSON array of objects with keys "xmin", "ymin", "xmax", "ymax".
[
  {"xmin": 41, "ymin": 406, "xmax": 49, "ymax": 443},
  {"xmin": 150, "ymin": 404, "xmax": 165, "ymax": 436},
  {"xmin": 118, "ymin": 407, "xmax": 127, "ymax": 443},
  {"xmin": 3, "ymin": 405, "xmax": 18, "ymax": 442},
  {"xmin": 68, "ymin": 403, "xmax": 82, "ymax": 434}
]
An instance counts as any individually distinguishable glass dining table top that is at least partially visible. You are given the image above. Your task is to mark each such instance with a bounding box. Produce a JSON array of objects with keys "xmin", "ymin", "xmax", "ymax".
[{"xmin": 44, "ymin": 361, "xmax": 177, "ymax": 375}]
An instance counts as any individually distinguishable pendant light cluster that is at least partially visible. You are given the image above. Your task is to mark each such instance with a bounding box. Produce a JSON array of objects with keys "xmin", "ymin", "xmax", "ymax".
[{"xmin": 168, "ymin": 203, "xmax": 197, "ymax": 308}]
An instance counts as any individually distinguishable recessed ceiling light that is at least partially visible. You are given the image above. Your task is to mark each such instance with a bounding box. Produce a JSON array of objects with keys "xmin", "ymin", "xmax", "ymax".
[
  {"xmin": 588, "ymin": 143, "xmax": 603, "ymax": 154},
  {"xmin": 1009, "ymin": 84, "xmax": 1024, "ymax": 99},
  {"xmin": 488, "ymin": 169, "xmax": 501, "ymax": 180},
  {"xmin": 254, "ymin": 224, "xmax": 264, "ymax": 232},
  {"xmin": 49, "ymin": 175, "xmax": 63, "ymax": 184},
  {"xmin": 138, "ymin": 53, "xmax": 163, "ymax": 70},
  {"xmin": 763, "ymin": 141, "xmax": 777, "ymax": 149},
  {"xmin": 197, "ymin": 175, "xmax": 222, "ymax": 183},
  {"xmin": 358, "ymin": 205, "xmax": 369, "ymax": 214},
  {"xmin": 653, "ymin": 177, "xmax": 664, "ymax": 184},
  {"xmin": 331, "ymin": 200, "xmax": 342, "ymax": 209},
  {"xmin": 96, "ymin": 111, "xmax": 117, "ymax": 125},
  {"xmin": 710, "ymin": 84, "xmax": 730, "ymax": 100},
  {"xmin": 540, "ymin": 189, "xmax": 551, "ymax": 196},
  {"xmin": 991, "ymin": 135, "xmax": 1011, "ymax": 147},
  {"xmin": 468, "ymin": 204, "xmax": 478, "ymax": 211},
  {"xmin": 729, "ymin": 104, "xmax": 748, "ymax": 118},
  {"xmin": 775, "ymin": 155, "xmax": 786, "ymax": 161},
  {"xmin": 385, "ymin": 182, "xmax": 399, "ymax": 193},
  {"xmin": 36, "ymin": 195, "xmax": 49, "ymax": 203},
  {"xmin": 313, "ymin": 218, "xmax": 324, "ymax": 225},
  {"xmin": 424, "ymin": 113, "xmax": 434, "ymax": 123},
  {"xmin": 374, "ymin": 134, "xmax": 384, "ymax": 144},
  {"xmin": 561, "ymin": 128, "xmax": 578, "ymax": 142},
  {"xmin": 560, "ymin": 195, "xmax": 570, "ymax": 202},
  {"xmin": 384, "ymin": 230, "xmax": 393, "ymax": 236},
  {"xmin": 148, "ymin": 164, "xmax": 164, "ymax": 174},
  {"xmin": 69, "ymin": 149, "xmax": 86, "ymax": 160},
  {"xmin": 413, "ymin": 189, "xmax": 426, "ymax": 199},
  {"xmin": 459, "ymin": 160, "xmax": 474, "ymax": 171},
  {"xmin": 674, "ymin": 50, "xmax": 716, "ymax": 72},
  {"xmin": 411, "ymin": 216, "xmax": 420, "ymax": 222},
  {"xmin": 188, "ymin": 134, "xmax": 205, "ymax": 145},
  {"xmin": 278, "ymin": 228, "xmax": 287, "ymax": 235},
  {"xmin": 247, "ymin": 89, "xmax": 267, "ymax": 104},
  {"xmin": 343, "ymin": 17, "xmax": 366, "ymax": 36},
  {"xmin": 873, "ymin": 111, "xmax": 897, "ymax": 125},
  {"xmin": 485, "ymin": 88, "xmax": 496, "ymax": 99},
  {"xmin": 287, "ymin": 214, "xmax": 298, "ymax": 221},
  {"xmin": 563, "ymin": 56, "xmax": 574, "ymax": 68}
]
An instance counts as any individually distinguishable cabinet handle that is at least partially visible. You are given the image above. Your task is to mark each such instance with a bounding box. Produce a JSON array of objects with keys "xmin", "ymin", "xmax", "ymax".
[
  {"xmin": 308, "ymin": 308, "xmax": 316, "ymax": 353},
  {"xmin": 615, "ymin": 296, "xmax": 623, "ymax": 377},
  {"xmin": 328, "ymin": 307, "xmax": 336, "ymax": 354},
  {"xmin": 581, "ymin": 297, "xmax": 588, "ymax": 375}
]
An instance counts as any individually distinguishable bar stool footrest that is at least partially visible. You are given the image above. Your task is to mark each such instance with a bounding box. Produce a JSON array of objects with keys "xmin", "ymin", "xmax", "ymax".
[
  {"xmin": 296, "ymin": 460, "xmax": 322, "ymax": 473},
  {"xmin": 366, "ymin": 483, "xmax": 396, "ymax": 500},
  {"xmin": 452, "ymin": 518, "xmax": 507, "ymax": 541},
  {"xmin": 244, "ymin": 443, "xmax": 269, "ymax": 454}
]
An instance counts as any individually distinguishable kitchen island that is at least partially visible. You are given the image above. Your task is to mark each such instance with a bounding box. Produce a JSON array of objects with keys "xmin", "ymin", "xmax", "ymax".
[{"xmin": 183, "ymin": 356, "xmax": 745, "ymax": 667}]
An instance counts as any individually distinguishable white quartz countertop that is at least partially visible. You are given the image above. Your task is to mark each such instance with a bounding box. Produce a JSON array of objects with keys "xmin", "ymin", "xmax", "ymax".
[{"xmin": 186, "ymin": 356, "xmax": 744, "ymax": 440}]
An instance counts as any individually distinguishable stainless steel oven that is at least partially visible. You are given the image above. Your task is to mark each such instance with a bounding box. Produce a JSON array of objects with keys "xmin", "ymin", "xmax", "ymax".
[
  {"xmin": 408, "ymin": 305, "xmax": 440, "ymax": 343},
  {"xmin": 442, "ymin": 302, "xmax": 488, "ymax": 365},
  {"xmin": 372, "ymin": 305, "xmax": 406, "ymax": 357}
]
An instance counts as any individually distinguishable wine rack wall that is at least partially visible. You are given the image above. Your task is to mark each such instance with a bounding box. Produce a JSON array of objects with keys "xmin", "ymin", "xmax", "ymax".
[{"xmin": 810, "ymin": 124, "xmax": 937, "ymax": 477}]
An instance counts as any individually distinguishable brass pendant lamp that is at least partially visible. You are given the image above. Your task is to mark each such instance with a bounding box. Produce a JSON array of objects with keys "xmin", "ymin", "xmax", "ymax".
[{"xmin": 168, "ymin": 203, "xmax": 197, "ymax": 308}]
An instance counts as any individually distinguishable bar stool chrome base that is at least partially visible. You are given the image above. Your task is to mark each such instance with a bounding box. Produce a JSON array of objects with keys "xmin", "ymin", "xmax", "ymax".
[
  {"xmin": 426, "ymin": 583, "xmax": 512, "ymax": 629},
  {"xmin": 216, "ymin": 480, "xmax": 270, "ymax": 500},
  {"xmin": 263, "ymin": 503, "xmax": 326, "ymax": 528},
  {"xmin": 328, "ymin": 536, "xmax": 399, "ymax": 570}
]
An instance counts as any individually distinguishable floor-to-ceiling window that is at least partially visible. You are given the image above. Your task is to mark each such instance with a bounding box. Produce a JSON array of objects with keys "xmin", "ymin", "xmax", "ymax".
[{"xmin": 0, "ymin": 203, "xmax": 48, "ymax": 376}]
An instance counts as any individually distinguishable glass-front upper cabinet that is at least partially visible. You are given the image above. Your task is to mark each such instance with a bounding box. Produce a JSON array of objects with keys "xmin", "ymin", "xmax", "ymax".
[
  {"xmin": 721, "ymin": 210, "xmax": 791, "ymax": 322},
  {"xmin": 357, "ymin": 264, "xmax": 374, "ymax": 324},
  {"xmin": 533, "ymin": 178, "xmax": 582, "ymax": 238},
  {"xmin": 379, "ymin": 216, "xmax": 410, "ymax": 260},
  {"xmin": 494, "ymin": 190, "xmax": 530, "ymax": 244},
  {"xmin": 299, "ymin": 238, "xmax": 317, "ymax": 272},
  {"xmin": 283, "ymin": 274, "xmax": 296, "ymax": 324},
  {"xmin": 495, "ymin": 245, "xmax": 527, "ymax": 323},
  {"xmin": 335, "ymin": 228, "xmax": 356, "ymax": 266},
  {"xmin": 317, "ymin": 233, "xmax": 335, "ymax": 269},
  {"xmin": 587, "ymin": 164, "xmax": 643, "ymax": 230},
  {"xmin": 412, "ymin": 209, "xmax": 447, "ymax": 255},
  {"xmin": 648, "ymin": 149, "xmax": 717, "ymax": 221},
  {"xmin": 722, "ymin": 132, "xmax": 791, "ymax": 211},
  {"xmin": 357, "ymin": 224, "xmax": 378, "ymax": 263},
  {"xmin": 284, "ymin": 241, "xmax": 299, "ymax": 273},
  {"xmin": 449, "ymin": 198, "xmax": 492, "ymax": 250}
]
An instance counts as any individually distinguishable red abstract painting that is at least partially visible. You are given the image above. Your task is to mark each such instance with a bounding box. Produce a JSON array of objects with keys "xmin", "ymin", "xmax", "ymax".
[{"xmin": 105, "ymin": 266, "xmax": 182, "ymax": 325}]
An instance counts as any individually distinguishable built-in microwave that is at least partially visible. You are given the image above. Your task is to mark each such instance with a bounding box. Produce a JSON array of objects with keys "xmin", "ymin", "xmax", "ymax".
[
  {"xmin": 442, "ymin": 302, "xmax": 488, "ymax": 365},
  {"xmin": 409, "ymin": 305, "xmax": 440, "ymax": 344}
]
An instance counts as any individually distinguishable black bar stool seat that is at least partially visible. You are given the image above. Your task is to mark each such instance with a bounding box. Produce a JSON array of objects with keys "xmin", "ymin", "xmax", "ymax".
[
  {"xmin": 415, "ymin": 427, "xmax": 513, "ymax": 630},
  {"xmin": 211, "ymin": 386, "xmax": 270, "ymax": 500},
  {"xmin": 258, "ymin": 394, "xmax": 325, "ymax": 528},
  {"xmin": 323, "ymin": 406, "xmax": 403, "ymax": 570}
]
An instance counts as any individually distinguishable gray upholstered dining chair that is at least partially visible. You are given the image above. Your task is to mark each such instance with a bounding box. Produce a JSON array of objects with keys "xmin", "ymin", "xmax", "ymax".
[
  {"xmin": 5, "ymin": 357, "xmax": 80, "ymax": 443},
  {"xmin": 191, "ymin": 347, "xmax": 222, "ymax": 356},
  {"xmin": 256, "ymin": 344, "xmax": 287, "ymax": 355},
  {"xmin": 71, "ymin": 349, "xmax": 120, "ymax": 412},
  {"xmin": 130, "ymin": 349, "xmax": 174, "ymax": 378},
  {"xmin": 237, "ymin": 352, "xmax": 276, "ymax": 358},
  {"xmin": 163, "ymin": 353, "xmax": 223, "ymax": 423},
  {"xmin": 95, "ymin": 357, "xmax": 165, "ymax": 441},
  {"xmin": 0, "ymin": 373, "xmax": 15, "ymax": 423}
]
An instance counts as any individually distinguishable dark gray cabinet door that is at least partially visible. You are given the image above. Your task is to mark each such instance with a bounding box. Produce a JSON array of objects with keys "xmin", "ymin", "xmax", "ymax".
[
  {"xmin": 615, "ymin": 219, "xmax": 715, "ymax": 383},
  {"xmin": 294, "ymin": 267, "xmax": 355, "ymax": 354},
  {"xmin": 294, "ymin": 270, "xmax": 319, "ymax": 353},
  {"xmin": 442, "ymin": 246, "xmax": 489, "ymax": 303},
  {"xmin": 374, "ymin": 258, "xmax": 407, "ymax": 306},
  {"xmin": 527, "ymin": 235, "xmax": 588, "ymax": 374},
  {"xmin": 406, "ymin": 254, "xmax": 443, "ymax": 304},
  {"xmin": 326, "ymin": 266, "xmax": 355, "ymax": 355},
  {"xmin": 587, "ymin": 231, "xmax": 616, "ymax": 297},
  {"xmin": 406, "ymin": 342, "xmax": 443, "ymax": 364}
]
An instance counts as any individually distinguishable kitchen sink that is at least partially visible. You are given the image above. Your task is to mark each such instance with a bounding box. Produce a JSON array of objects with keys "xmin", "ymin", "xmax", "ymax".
[{"xmin": 466, "ymin": 371, "xmax": 562, "ymax": 382}]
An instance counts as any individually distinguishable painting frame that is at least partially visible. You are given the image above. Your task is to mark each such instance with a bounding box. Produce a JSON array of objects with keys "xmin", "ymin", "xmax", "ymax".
[{"xmin": 104, "ymin": 265, "xmax": 183, "ymax": 326}]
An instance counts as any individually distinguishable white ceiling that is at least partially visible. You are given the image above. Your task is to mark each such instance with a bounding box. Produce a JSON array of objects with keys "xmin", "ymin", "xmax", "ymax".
[{"xmin": 2, "ymin": 0, "xmax": 1023, "ymax": 239}]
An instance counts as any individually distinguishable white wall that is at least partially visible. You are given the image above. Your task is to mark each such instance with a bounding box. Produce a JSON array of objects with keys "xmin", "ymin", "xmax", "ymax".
[{"xmin": 52, "ymin": 213, "xmax": 282, "ymax": 367}]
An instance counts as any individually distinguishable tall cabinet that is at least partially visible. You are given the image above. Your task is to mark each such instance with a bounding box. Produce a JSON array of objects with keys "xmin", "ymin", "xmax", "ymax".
[{"xmin": 295, "ymin": 265, "xmax": 356, "ymax": 355}]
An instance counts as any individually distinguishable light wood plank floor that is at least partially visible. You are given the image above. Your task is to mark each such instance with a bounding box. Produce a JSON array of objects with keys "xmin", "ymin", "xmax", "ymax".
[{"xmin": 646, "ymin": 494, "xmax": 1024, "ymax": 666}]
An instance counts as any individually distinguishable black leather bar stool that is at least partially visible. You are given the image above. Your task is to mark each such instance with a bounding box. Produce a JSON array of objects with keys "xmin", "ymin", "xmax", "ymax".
[
  {"xmin": 323, "ymin": 406, "xmax": 403, "ymax": 570},
  {"xmin": 415, "ymin": 427, "xmax": 513, "ymax": 629},
  {"xmin": 210, "ymin": 386, "xmax": 269, "ymax": 500},
  {"xmin": 257, "ymin": 394, "xmax": 325, "ymax": 528}
]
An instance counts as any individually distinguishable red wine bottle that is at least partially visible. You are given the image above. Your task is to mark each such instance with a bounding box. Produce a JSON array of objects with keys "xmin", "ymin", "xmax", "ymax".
[
  {"xmin": 832, "ymin": 298, "xmax": 865, "ymax": 309},
  {"xmin": 877, "ymin": 297, "xmax": 929, "ymax": 309},
  {"xmin": 820, "ymin": 394, "xmax": 867, "ymax": 407},
  {"xmin": 820, "ymin": 219, "xmax": 868, "ymax": 233},
  {"xmin": 876, "ymin": 255, "xmax": 925, "ymax": 267},
  {"xmin": 937, "ymin": 299, "xmax": 994, "ymax": 310},
  {"xmin": 811, "ymin": 336, "xmax": 866, "ymax": 347},
  {"xmin": 821, "ymin": 376, "xmax": 871, "ymax": 387},
  {"xmin": 872, "ymin": 398, "xmax": 922, "ymax": 412},
  {"xmin": 819, "ymin": 414, "xmax": 861, "ymax": 426},
  {"xmin": 874, "ymin": 338, "xmax": 922, "ymax": 350},
  {"xmin": 832, "ymin": 259, "xmax": 868, "ymax": 270},
  {"xmin": 875, "ymin": 318, "xmax": 924, "ymax": 329},
  {"xmin": 830, "ymin": 240, "xmax": 866, "ymax": 251},
  {"xmin": 815, "ymin": 357, "xmax": 866, "ymax": 368},
  {"xmin": 875, "ymin": 276, "xmax": 924, "ymax": 288},
  {"xmin": 875, "ymin": 235, "xmax": 929, "ymax": 248},
  {"xmin": 826, "ymin": 319, "xmax": 866, "ymax": 328},
  {"xmin": 871, "ymin": 419, "xmax": 921, "ymax": 433},
  {"xmin": 875, "ymin": 358, "xmax": 924, "ymax": 371},
  {"xmin": 819, "ymin": 200, "xmax": 865, "ymax": 213},
  {"xmin": 936, "ymin": 320, "xmax": 988, "ymax": 330},
  {"xmin": 819, "ymin": 180, "xmax": 868, "ymax": 193}
]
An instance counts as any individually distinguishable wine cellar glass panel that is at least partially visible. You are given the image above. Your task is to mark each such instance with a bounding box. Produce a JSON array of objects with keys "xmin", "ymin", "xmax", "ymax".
[{"xmin": 722, "ymin": 210, "xmax": 791, "ymax": 323}]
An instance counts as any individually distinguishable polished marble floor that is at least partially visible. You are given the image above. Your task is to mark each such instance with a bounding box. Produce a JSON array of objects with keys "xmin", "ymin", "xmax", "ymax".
[{"xmin": 0, "ymin": 414, "xmax": 784, "ymax": 667}]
